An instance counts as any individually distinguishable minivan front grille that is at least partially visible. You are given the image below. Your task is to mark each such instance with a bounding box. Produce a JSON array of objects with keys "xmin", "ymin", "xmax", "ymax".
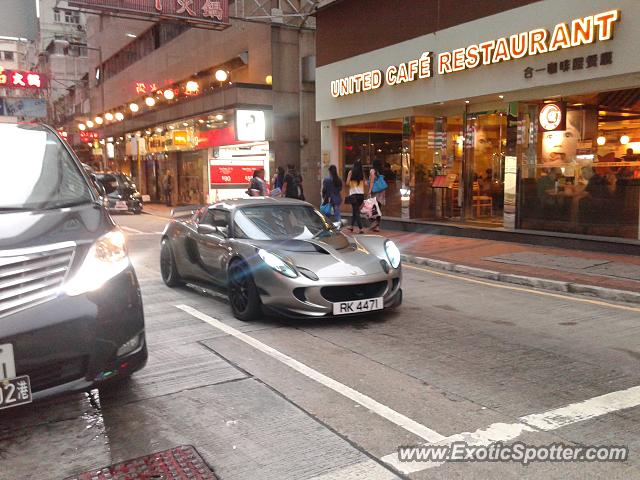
[{"xmin": 0, "ymin": 242, "xmax": 75, "ymax": 318}]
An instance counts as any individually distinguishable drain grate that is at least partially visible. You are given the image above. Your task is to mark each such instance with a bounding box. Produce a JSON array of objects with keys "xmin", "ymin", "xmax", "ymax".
[{"xmin": 65, "ymin": 445, "xmax": 217, "ymax": 480}]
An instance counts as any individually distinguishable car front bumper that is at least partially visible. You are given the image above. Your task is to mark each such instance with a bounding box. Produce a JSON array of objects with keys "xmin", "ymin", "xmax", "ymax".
[
  {"xmin": 255, "ymin": 265, "xmax": 402, "ymax": 318},
  {"xmin": 0, "ymin": 264, "xmax": 147, "ymax": 400}
]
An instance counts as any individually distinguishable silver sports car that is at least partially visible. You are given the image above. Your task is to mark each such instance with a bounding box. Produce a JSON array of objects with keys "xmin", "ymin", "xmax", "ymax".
[{"xmin": 160, "ymin": 198, "xmax": 402, "ymax": 320}]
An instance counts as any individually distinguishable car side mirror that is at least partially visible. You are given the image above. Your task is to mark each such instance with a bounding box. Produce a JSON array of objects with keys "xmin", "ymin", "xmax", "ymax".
[
  {"xmin": 91, "ymin": 174, "xmax": 106, "ymax": 197},
  {"xmin": 198, "ymin": 224, "xmax": 219, "ymax": 235}
]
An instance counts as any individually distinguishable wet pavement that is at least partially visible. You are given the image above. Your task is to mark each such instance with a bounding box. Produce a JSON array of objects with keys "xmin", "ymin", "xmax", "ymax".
[{"xmin": 2, "ymin": 212, "xmax": 640, "ymax": 479}]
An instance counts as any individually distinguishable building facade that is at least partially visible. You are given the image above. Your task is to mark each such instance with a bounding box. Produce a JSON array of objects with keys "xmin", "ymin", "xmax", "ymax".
[
  {"xmin": 316, "ymin": 0, "xmax": 640, "ymax": 242},
  {"xmin": 82, "ymin": 8, "xmax": 319, "ymax": 207},
  {"xmin": 37, "ymin": 0, "xmax": 89, "ymax": 125}
]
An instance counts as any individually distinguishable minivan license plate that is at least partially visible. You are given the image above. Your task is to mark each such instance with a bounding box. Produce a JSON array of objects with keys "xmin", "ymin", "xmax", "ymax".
[
  {"xmin": 333, "ymin": 297, "xmax": 383, "ymax": 315},
  {"xmin": 0, "ymin": 376, "xmax": 32, "ymax": 410}
]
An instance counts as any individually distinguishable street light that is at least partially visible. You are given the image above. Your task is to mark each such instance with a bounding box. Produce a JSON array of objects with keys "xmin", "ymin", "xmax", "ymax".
[
  {"xmin": 78, "ymin": 123, "xmax": 86, "ymax": 131},
  {"xmin": 163, "ymin": 89, "xmax": 175, "ymax": 100},
  {"xmin": 95, "ymin": 116, "xmax": 103, "ymax": 125},
  {"xmin": 215, "ymin": 69, "xmax": 228, "ymax": 82},
  {"xmin": 115, "ymin": 112, "xmax": 124, "ymax": 121},
  {"xmin": 86, "ymin": 120, "xmax": 94, "ymax": 128},
  {"xmin": 129, "ymin": 103, "xmax": 139, "ymax": 113},
  {"xmin": 145, "ymin": 97, "xmax": 156, "ymax": 107},
  {"xmin": 105, "ymin": 112, "xmax": 114, "ymax": 121}
]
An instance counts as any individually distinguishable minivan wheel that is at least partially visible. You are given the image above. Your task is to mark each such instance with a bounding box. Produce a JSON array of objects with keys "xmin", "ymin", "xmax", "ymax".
[
  {"xmin": 160, "ymin": 238, "xmax": 182, "ymax": 287},
  {"xmin": 228, "ymin": 261, "xmax": 261, "ymax": 321}
]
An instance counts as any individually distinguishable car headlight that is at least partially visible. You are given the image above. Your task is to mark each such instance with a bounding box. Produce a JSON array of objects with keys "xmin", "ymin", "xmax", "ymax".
[
  {"xmin": 384, "ymin": 240, "xmax": 401, "ymax": 269},
  {"xmin": 65, "ymin": 229, "xmax": 130, "ymax": 296},
  {"xmin": 258, "ymin": 249, "xmax": 298, "ymax": 278}
]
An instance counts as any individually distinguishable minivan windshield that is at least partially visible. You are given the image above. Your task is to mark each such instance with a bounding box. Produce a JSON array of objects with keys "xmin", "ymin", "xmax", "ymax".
[{"xmin": 0, "ymin": 124, "xmax": 93, "ymax": 211}]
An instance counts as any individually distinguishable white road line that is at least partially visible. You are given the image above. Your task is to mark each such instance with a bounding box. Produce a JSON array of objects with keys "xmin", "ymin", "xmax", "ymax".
[
  {"xmin": 175, "ymin": 304, "xmax": 446, "ymax": 443},
  {"xmin": 404, "ymin": 264, "xmax": 640, "ymax": 313},
  {"xmin": 120, "ymin": 226, "xmax": 143, "ymax": 234},
  {"xmin": 382, "ymin": 384, "xmax": 640, "ymax": 474}
]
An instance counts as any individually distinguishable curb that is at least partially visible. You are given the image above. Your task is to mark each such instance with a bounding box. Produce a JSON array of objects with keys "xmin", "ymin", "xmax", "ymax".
[{"xmin": 401, "ymin": 254, "xmax": 640, "ymax": 305}]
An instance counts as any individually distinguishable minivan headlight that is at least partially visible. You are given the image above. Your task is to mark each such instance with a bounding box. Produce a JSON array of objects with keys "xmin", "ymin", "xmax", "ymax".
[
  {"xmin": 384, "ymin": 240, "xmax": 401, "ymax": 269},
  {"xmin": 65, "ymin": 229, "xmax": 129, "ymax": 296},
  {"xmin": 258, "ymin": 249, "xmax": 298, "ymax": 278}
]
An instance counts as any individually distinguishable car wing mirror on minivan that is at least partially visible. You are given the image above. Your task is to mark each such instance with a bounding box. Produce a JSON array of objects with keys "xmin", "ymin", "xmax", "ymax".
[{"xmin": 90, "ymin": 174, "xmax": 106, "ymax": 197}]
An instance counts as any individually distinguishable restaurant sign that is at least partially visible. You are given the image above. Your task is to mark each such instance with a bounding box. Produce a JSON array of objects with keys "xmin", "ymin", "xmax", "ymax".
[
  {"xmin": 331, "ymin": 9, "xmax": 619, "ymax": 98},
  {"xmin": 68, "ymin": 0, "xmax": 229, "ymax": 28}
]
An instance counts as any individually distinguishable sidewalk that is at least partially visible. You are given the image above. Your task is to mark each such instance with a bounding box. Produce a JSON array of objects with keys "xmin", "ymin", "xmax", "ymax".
[
  {"xmin": 142, "ymin": 203, "xmax": 177, "ymax": 218},
  {"xmin": 382, "ymin": 229, "xmax": 640, "ymax": 302}
]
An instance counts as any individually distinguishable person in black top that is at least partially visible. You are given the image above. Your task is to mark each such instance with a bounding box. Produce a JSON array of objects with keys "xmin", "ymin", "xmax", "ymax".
[{"xmin": 283, "ymin": 164, "xmax": 304, "ymax": 200}]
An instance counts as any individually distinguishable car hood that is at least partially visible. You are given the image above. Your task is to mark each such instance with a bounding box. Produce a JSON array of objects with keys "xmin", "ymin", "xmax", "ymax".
[
  {"xmin": 243, "ymin": 234, "xmax": 387, "ymax": 278},
  {"xmin": 0, "ymin": 204, "xmax": 113, "ymax": 250}
]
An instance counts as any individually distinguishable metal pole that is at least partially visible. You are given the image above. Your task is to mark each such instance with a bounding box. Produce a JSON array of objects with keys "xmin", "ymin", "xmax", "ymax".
[{"xmin": 98, "ymin": 46, "xmax": 106, "ymax": 171}]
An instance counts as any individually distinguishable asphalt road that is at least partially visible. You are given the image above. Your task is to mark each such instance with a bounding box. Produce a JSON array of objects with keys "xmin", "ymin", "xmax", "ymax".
[{"xmin": 2, "ymin": 211, "xmax": 640, "ymax": 479}]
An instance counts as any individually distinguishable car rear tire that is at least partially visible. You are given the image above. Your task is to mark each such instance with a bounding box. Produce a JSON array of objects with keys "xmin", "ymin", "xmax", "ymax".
[
  {"xmin": 161, "ymin": 238, "xmax": 183, "ymax": 287},
  {"xmin": 228, "ymin": 260, "xmax": 261, "ymax": 321}
]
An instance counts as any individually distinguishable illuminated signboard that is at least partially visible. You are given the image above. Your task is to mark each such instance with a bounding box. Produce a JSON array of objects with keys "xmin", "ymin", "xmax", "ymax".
[
  {"xmin": 68, "ymin": 0, "xmax": 229, "ymax": 29},
  {"xmin": 236, "ymin": 110, "xmax": 266, "ymax": 142},
  {"xmin": 539, "ymin": 102, "xmax": 566, "ymax": 131},
  {"xmin": 330, "ymin": 9, "xmax": 620, "ymax": 98},
  {"xmin": 0, "ymin": 68, "xmax": 47, "ymax": 89}
]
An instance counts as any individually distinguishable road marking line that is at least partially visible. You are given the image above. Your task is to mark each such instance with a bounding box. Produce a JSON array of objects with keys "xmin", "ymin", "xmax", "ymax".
[
  {"xmin": 382, "ymin": 384, "xmax": 640, "ymax": 474},
  {"xmin": 120, "ymin": 226, "xmax": 143, "ymax": 234},
  {"xmin": 175, "ymin": 304, "xmax": 446, "ymax": 443},
  {"xmin": 404, "ymin": 264, "xmax": 640, "ymax": 313}
]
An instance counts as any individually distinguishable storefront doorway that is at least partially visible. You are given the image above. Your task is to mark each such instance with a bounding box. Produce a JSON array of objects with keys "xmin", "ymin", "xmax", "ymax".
[{"xmin": 464, "ymin": 112, "xmax": 507, "ymax": 226}]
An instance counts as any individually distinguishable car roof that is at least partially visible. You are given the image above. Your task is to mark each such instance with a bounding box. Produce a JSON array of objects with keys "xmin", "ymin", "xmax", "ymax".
[{"xmin": 211, "ymin": 197, "xmax": 311, "ymax": 210}]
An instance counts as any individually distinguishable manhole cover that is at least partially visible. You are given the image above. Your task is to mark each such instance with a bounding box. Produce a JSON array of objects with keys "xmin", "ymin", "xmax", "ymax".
[{"xmin": 65, "ymin": 445, "xmax": 217, "ymax": 480}]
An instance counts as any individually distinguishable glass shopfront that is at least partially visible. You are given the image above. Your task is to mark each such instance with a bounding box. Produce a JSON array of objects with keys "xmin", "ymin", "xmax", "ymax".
[
  {"xmin": 337, "ymin": 87, "xmax": 640, "ymax": 240},
  {"xmin": 518, "ymin": 88, "xmax": 640, "ymax": 239}
]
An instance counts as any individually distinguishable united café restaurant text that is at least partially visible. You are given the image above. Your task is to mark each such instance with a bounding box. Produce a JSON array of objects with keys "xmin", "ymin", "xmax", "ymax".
[{"xmin": 318, "ymin": 4, "xmax": 640, "ymax": 241}]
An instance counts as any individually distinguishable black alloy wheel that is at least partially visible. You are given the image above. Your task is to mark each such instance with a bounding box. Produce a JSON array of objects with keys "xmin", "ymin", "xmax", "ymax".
[
  {"xmin": 160, "ymin": 238, "xmax": 182, "ymax": 287},
  {"xmin": 228, "ymin": 261, "xmax": 261, "ymax": 321}
]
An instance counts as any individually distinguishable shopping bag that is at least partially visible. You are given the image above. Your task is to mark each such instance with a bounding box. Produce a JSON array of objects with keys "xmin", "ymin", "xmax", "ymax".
[
  {"xmin": 372, "ymin": 174, "xmax": 388, "ymax": 194},
  {"xmin": 361, "ymin": 197, "xmax": 380, "ymax": 219},
  {"xmin": 320, "ymin": 202, "xmax": 333, "ymax": 216}
]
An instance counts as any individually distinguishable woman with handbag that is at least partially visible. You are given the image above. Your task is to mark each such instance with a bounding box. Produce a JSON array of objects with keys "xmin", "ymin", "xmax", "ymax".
[
  {"xmin": 345, "ymin": 159, "xmax": 365, "ymax": 233},
  {"xmin": 321, "ymin": 164, "xmax": 343, "ymax": 220},
  {"xmin": 368, "ymin": 159, "xmax": 388, "ymax": 232}
]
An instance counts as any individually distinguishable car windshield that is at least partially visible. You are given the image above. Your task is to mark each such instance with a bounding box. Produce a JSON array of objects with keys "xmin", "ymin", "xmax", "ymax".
[
  {"xmin": 234, "ymin": 205, "xmax": 334, "ymax": 240},
  {"xmin": 0, "ymin": 124, "xmax": 93, "ymax": 211}
]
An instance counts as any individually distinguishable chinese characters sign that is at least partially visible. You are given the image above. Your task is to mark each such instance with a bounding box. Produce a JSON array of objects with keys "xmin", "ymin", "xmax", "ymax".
[
  {"xmin": 0, "ymin": 68, "xmax": 47, "ymax": 89},
  {"xmin": 524, "ymin": 51, "xmax": 613, "ymax": 79},
  {"xmin": 330, "ymin": 9, "xmax": 620, "ymax": 98},
  {"xmin": 68, "ymin": 0, "xmax": 229, "ymax": 28}
]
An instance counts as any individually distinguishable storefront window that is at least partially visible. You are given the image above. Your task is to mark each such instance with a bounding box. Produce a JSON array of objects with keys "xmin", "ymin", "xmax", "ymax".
[
  {"xmin": 341, "ymin": 120, "xmax": 403, "ymax": 217},
  {"xmin": 519, "ymin": 88, "xmax": 640, "ymax": 239},
  {"xmin": 465, "ymin": 113, "xmax": 507, "ymax": 224}
]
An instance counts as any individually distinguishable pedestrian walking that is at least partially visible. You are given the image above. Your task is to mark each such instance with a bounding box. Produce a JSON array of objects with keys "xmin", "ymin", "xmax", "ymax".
[
  {"xmin": 368, "ymin": 159, "xmax": 387, "ymax": 232},
  {"xmin": 271, "ymin": 166, "xmax": 285, "ymax": 197},
  {"xmin": 283, "ymin": 164, "xmax": 304, "ymax": 200},
  {"xmin": 345, "ymin": 159, "xmax": 365, "ymax": 233},
  {"xmin": 321, "ymin": 164, "xmax": 343, "ymax": 221},
  {"xmin": 248, "ymin": 169, "xmax": 268, "ymax": 196}
]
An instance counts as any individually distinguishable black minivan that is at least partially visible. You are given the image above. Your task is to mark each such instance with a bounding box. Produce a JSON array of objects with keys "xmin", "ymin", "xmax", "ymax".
[{"xmin": 0, "ymin": 123, "xmax": 147, "ymax": 408}]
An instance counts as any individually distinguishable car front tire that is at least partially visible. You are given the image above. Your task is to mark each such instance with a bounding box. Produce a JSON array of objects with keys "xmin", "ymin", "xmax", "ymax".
[
  {"xmin": 160, "ymin": 238, "xmax": 183, "ymax": 287},
  {"xmin": 228, "ymin": 260, "xmax": 261, "ymax": 321}
]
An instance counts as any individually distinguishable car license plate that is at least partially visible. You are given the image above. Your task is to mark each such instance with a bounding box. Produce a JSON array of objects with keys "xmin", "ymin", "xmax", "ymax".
[
  {"xmin": 115, "ymin": 201, "xmax": 128, "ymax": 210},
  {"xmin": 0, "ymin": 376, "xmax": 32, "ymax": 410},
  {"xmin": 0, "ymin": 344, "xmax": 31, "ymax": 410},
  {"xmin": 333, "ymin": 297, "xmax": 383, "ymax": 315},
  {"xmin": 0, "ymin": 343, "xmax": 16, "ymax": 379}
]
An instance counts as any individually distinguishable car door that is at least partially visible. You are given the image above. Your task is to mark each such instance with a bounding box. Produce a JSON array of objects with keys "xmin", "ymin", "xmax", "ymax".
[{"xmin": 194, "ymin": 208, "xmax": 230, "ymax": 284}]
